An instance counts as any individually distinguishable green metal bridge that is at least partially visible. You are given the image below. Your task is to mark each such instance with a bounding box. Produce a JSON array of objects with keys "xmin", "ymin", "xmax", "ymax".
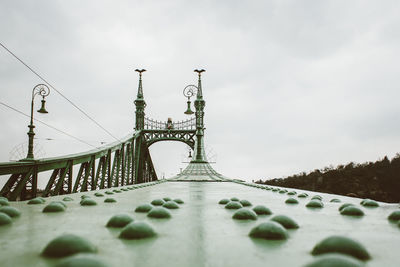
[{"xmin": 0, "ymin": 70, "xmax": 399, "ymax": 267}]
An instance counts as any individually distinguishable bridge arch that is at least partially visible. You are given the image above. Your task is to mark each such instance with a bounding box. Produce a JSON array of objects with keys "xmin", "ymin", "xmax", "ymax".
[
  {"xmin": 142, "ymin": 129, "xmax": 196, "ymax": 151},
  {"xmin": 147, "ymin": 138, "xmax": 194, "ymax": 150}
]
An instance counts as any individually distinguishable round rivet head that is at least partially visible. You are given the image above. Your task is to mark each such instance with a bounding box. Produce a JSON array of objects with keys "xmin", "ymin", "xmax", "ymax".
[
  {"xmin": 105, "ymin": 191, "xmax": 114, "ymax": 195},
  {"xmin": 80, "ymin": 199, "xmax": 97, "ymax": 206},
  {"xmin": 113, "ymin": 190, "xmax": 122, "ymax": 193},
  {"xmin": 330, "ymin": 198, "xmax": 341, "ymax": 203},
  {"xmin": 147, "ymin": 207, "xmax": 171, "ymax": 218},
  {"xmin": 119, "ymin": 222, "xmax": 156, "ymax": 239},
  {"xmin": 230, "ymin": 197, "xmax": 240, "ymax": 202},
  {"xmin": 104, "ymin": 198, "xmax": 116, "ymax": 203},
  {"xmin": 225, "ymin": 202, "xmax": 243, "ymax": 210},
  {"xmin": 162, "ymin": 201, "xmax": 179, "ymax": 209},
  {"xmin": 311, "ymin": 195, "xmax": 323, "ymax": 201},
  {"xmin": 81, "ymin": 195, "xmax": 91, "ymax": 199},
  {"xmin": 94, "ymin": 193, "xmax": 104, "ymax": 197},
  {"xmin": 163, "ymin": 197, "xmax": 171, "ymax": 202},
  {"xmin": 0, "ymin": 199, "xmax": 10, "ymax": 206},
  {"xmin": 239, "ymin": 199, "xmax": 252, "ymax": 207},
  {"xmin": 0, "ymin": 197, "xmax": 8, "ymax": 202},
  {"xmin": 43, "ymin": 203, "xmax": 65, "ymax": 213},
  {"xmin": 232, "ymin": 208, "xmax": 258, "ymax": 220},
  {"xmin": 298, "ymin": 193, "xmax": 308, "ymax": 198},
  {"xmin": 285, "ymin": 197, "xmax": 299, "ymax": 204},
  {"xmin": 311, "ymin": 235, "xmax": 371, "ymax": 260},
  {"xmin": 0, "ymin": 206, "xmax": 21, "ymax": 217},
  {"xmin": 339, "ymin": 203, "xmax": 354, "ymax": 212},
  {"xmin": 28, "ymin": 198, "xmax": 44, "ymax": 205},
  {"xmin": 51, "ymin": 201, "xmax": 67, "ymax": 208},
  {"xmin": 54, "ymin": 255, "xmax": 108, "ymax": 267},
  {"xmin": 106, "ymin": 214, "xmax": 134, "ymax": 228},
  {"xmin": 42, "ymin": 234, "xmax": 97, "ymax": 258},
  {"xmin": 151, "ymin": 199, "xmax": 165, "ymax": 206},
  {"xmin": 173, "ymin": 199, "xmax": 184, "ymax": 204},
  {"xmin": 361, "ymin": 199, "xmax": 379, "ymax": 207},
  {"xmin": 135, "ymin": 204, "xmax": 153, "ymax": 213},
  {"xmin": 0, "ymin": 213, "xmax": 12, "ymax": 226},
  {"xmin": 270, "ymin": 215, "xmax": 299, "ymax": 229},
  {"xmin": 63, "ymin": 197, "xmax": 74, "ymax": 202},
  {"xmin": 252, "ymin": 205, "xmax": 272, "ymax": 215},
  {"xmin": 304, "ymin": 253, "xmax": 365, "ymax": 267},
  {"xmin": 219, "ymin": 199, "xmax": 230, "ymax": 205},
  {"xmin": 306, "ymin": 200, "xmax": 324, "ymax": 208},
  {"xmin": 388, "ymin": 210, "xmax": 400, "ymax": 221},
  {"xmin": 340, "ymin": 206, "xmax": 364, "ymax": 216},
  {"xmin": 249, "ymin": 221, "xmax": 288, "ymax": 240},
  {"xmin": 287, "ymin": 191, "xmax": 297, "ymax": 195}
]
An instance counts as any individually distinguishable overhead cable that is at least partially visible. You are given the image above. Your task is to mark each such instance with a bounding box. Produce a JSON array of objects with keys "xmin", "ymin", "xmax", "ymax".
[
  {"xmin": 0, "ymin": 101, "xmax": 100, "ymax": 149},
  {"xmin": 0, "ymin": 41, "xmax": 120, "ymax": 142}
]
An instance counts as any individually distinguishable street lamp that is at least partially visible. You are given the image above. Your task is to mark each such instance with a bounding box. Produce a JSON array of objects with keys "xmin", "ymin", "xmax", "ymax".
[
  {"xmin": 183, "ymin": 69, "xmax": 205, "ymax": 115},
  {"xmin": 183, "ymin": 84, "xmax": 197, "ymax": 115},
  {"xmin": 25, "ymin": 84, "xmax": 50, "ymax": 160}
]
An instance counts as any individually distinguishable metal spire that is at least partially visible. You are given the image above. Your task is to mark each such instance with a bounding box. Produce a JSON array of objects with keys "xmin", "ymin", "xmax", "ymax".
[
  {"xmin": 192, "ymin": 69, "xmax": 207, "ymax": 163},
  {"xmin": 194, "ymin": 69, "xmax": 205, "ymax": 99},
  {"xmin": 135, "ymin": 69, "xmax": 146, "ymax": 99},
  {"xmin": 134, "ymin": 69, "xmax": 146, "ymax": 131}
]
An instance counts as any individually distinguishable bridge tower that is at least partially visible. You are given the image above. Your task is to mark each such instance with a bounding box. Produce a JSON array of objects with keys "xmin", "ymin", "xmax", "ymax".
[
  {"xmin": 133, "ymin": 69, "xmax": 157, "ymax": 184},
  {"xmin": 0, "ymin": 69, "xmax": 220, "ymax": 200},
  {"xmin": 192, "ymin": 69, "xmax": 207, "ymax": 163},
  {"xmin": 132, "ymin": 69, "xmax": 215, "ymax": 180},
  {"xmin": 134, "ymin": 69, "xmax": 146, "ymax": 131}
]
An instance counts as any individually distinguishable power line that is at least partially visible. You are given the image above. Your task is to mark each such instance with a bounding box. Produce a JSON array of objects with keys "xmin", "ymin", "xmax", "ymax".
[
  {"xmin": 0, "ymin": 101, "xmax": 100, "ymax": 149},
  {"xmin": 0, "ymin": 41, "xmax": 120, "ymax": 142}
]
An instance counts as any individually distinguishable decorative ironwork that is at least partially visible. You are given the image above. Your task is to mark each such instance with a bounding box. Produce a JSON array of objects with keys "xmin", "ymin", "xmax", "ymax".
[
  {"xmin": 183, "ymin": 85, "xmax": 197, "ymax": 99},
  {"xmin": 143, "ymin": 130, "xmax": 196, "ymax": 149},
  {"xmin": 183, "ymin": 85, "xmax": 197, "ymax": 115},
  {"xmin": 0, "ymin": 68, "xmax": 209, "ymax": 200},
  {"xmin": 144, "ymin": 117, "xmax": 196, "ymax": 130},
  {"xmin": 0, "ymin": 132, "xmax": 158, "ymax": 200}
]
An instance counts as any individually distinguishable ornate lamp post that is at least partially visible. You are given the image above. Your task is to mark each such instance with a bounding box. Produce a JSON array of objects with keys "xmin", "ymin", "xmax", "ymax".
[
  {"xmin": 183, "ymin": 69, "xmax": 207, "ymax": 163},
  {"xmin": 183, "ymin": 84, "xmax": 197, "ymax": 115},
  {"xmin": 25, "ymin": 84, "xmax": 50, "ymax": 160}
]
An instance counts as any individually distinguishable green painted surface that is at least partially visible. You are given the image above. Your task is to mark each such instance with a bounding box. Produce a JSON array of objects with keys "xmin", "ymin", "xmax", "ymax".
[{"xmin": 0, "ymin": 179, "xmax": 399, "ymax": 266}]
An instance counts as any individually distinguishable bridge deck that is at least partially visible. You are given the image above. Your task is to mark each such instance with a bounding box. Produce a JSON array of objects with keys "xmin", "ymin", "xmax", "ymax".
[
  {"xmin": 170, "ymin": 162, "xmax": 228, "ymax": 181},
  {"xmin": 0, "ymin": 178, "xmax": 399, "ymax": 266}
]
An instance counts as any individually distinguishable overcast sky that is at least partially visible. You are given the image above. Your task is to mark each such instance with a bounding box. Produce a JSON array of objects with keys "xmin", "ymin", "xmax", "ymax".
[{"xmin": 1, "ymin": 0, "xmax": 400, "ymax": 186}]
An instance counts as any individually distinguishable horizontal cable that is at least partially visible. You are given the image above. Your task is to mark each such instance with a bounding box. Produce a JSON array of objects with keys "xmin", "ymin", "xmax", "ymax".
[
  {"xmin": 0, "ymin": 41, "xmax": 120, "ymax": 142},
  {"xmin": 0, "ymin": 101, "xmax": 100, "ymax": 149}
]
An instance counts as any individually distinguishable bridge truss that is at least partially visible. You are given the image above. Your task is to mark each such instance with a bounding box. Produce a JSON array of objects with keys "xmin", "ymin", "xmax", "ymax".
[{"xmin": 0, "ymin": 69, "xmax": 207, "ymax": 200}]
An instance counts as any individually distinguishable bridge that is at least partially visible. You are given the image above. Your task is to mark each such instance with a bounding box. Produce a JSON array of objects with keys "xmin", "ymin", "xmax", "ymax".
[{"xmin": 0, "ymin": 70, "xmax": 399, "ymax": 267}]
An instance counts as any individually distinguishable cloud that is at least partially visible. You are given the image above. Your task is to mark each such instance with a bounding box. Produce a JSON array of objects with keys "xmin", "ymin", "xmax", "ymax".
[{"xmin": 1, "ymin": 0, "xmax": 400, "ymax": 188}]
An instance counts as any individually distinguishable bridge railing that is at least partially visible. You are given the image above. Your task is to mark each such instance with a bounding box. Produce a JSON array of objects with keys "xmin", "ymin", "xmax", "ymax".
[
  {"xmin": 0, "ymin": 131, "xmax": 157, "ymax": 201},
  {"xmin": 144, "ymin": 117, "xmax": 196, "ymax": 130}
]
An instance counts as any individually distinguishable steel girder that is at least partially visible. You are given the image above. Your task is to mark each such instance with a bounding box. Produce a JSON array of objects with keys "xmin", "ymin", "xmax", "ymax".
[
  {"xmin": 0, "ymin": 134, "xmax": 141, "ymax": 200},
  {"xmin": 134, "ymin": 134, "xmax": 157, "ymax": 184},
  {"xmin": 0, "ymin": 167, "xmax": 37, "ymax": 201},
  {"xmin": 42, "ymin": 160, "xmax": 73, "ymax": 197}
]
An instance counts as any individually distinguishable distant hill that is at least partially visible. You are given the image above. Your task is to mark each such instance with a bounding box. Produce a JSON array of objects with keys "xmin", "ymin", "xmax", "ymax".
[{"xmin": 256, "ymin": 154, "xmax": 400, "ymax": 203}]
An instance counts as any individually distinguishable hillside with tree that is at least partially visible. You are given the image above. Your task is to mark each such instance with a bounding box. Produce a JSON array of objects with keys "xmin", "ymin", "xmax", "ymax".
[{"xmin": 256, "ymin": 154, "xmax": 400, "ymax": 203}]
